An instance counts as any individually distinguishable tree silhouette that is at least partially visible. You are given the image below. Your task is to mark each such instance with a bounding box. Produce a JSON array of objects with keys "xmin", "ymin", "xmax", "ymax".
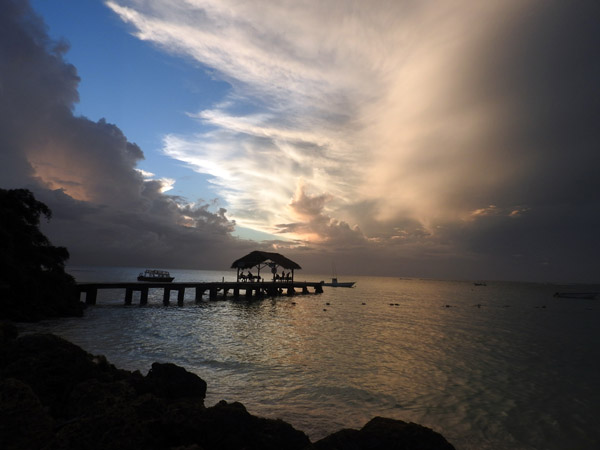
[{"xmin": 0, "ymin": 188, "xmax": 83, "ymax": 321}]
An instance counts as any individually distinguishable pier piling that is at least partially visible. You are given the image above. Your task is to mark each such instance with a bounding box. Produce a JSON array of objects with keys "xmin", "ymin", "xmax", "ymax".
[
  {"xmin": 140, "ymin": 287, "xmax": 148, "ymax": 305},
  {"xmin": 125, "ymin": 288, "xmax": 133, "ymax": 305}
]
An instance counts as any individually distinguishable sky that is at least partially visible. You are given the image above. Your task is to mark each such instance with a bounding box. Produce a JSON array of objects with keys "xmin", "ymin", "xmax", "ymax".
[{"xmin": 1, "ymin": 0, "xmax": 599, "ymax": 282}]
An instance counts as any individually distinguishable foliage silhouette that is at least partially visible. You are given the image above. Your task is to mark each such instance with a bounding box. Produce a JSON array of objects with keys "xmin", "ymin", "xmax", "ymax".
[{"xmin": 0, "ymin": 188, "xmax": 83, "ymax": 321}]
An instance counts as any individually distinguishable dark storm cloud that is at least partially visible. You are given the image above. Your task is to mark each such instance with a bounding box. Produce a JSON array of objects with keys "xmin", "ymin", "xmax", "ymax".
[
  {"xmin": 465, "ymin": 0, "xmax": 600, "ymax": 205},
  {"xmin": 0, "ymin": 0, "xmax": 238, "ymax": 269},
  {"xmin": 445, "ymin": 0, "xmax": 600, "ymax": 281}
]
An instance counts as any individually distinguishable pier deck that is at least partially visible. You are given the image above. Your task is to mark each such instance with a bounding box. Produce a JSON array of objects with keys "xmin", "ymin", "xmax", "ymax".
[{"xmin": 77, "ymin": 281, "xmax": 323, "ymax": 306}]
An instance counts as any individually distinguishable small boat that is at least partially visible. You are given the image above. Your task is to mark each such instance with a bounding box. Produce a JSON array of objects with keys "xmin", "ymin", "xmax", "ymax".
[
  {"xmin": 474, "ymin": 282, "xmax": 487, "ymax": 286},
  {"xmin": 321, "ymin": 278, "xmax": 355, "ymax": 288},
  {"xmin": 553, "ymin": 292, "xmax": 597, "ymax": 299},
  {"xmin": 137, "ymin": 269, "xmax": 174, "ymax": 282},
  {"xmin": 321, "ymin": 263, "xmax": 355, "ymax": 287}
]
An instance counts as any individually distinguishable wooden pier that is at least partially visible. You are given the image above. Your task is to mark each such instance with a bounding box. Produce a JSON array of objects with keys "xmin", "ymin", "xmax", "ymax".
[{"xmin": 77, "ymin": 281, "xmax": 323, "ymax": 306}]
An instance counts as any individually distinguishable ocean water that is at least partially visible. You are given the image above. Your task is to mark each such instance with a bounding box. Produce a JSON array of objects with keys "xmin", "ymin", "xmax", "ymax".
[{"xmin": 21, "ymin": 266, "xmax": 600, "ymax": 449}]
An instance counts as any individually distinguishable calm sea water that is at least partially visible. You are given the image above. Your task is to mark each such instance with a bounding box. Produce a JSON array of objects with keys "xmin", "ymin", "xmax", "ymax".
[{"xmin": 21, "ymin": 266, "xmax": 600, "ymax": 449}]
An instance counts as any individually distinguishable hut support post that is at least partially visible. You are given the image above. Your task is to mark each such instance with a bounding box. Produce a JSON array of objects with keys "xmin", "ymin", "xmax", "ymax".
[
  {"xmin": 163, "ymin": 288, "xmax": 171, "ymax": 306},
  {"xmin": 177, "ymin": 288, "xmax": 185, "ymax": 306}
]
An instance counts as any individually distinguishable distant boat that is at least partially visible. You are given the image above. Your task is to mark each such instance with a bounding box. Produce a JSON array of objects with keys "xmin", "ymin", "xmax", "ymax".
[
  {"xmin": 137, "ymin": 269, "xmax": 174, "ymax": 282},
  {"xmin": 321, "ymin": 278, "xmax": 356, "ymax": 288},
  {"xmin": 553, "ymin": 292, "xmax": 597, "ymax": 299},
  {"xmin": 474, "ymin": 282, "xmax": 487, "ymax": 286},
  {"xmin": 320, "ymin": 262, "xmax": 355, "ymax": 288}
]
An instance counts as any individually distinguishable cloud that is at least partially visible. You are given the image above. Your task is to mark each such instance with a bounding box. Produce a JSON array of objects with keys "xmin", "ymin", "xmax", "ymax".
[
  {"xmin": 106, "ymin": 0, "xmax": 600, "ymax": 281},
  {"xmin": 2, "ymin": 0, "xmax": 599, "ymax": 281},
  {"xmin": 136, "ymin": 168, "xmax": 175, "ymax": 193},
  {"xmin": 107, "ymin": 0, "xmax": 372, "ymax": 234},
  {"xmin": 0, "ymin": 0, "xmax": 240, "ymax": 269},
  {"xmin": 274, "ymin": 184, "xmax": 366, "ymax": 246}
]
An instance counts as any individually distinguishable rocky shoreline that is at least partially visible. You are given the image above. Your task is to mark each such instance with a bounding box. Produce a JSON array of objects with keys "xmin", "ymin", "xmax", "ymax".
[{"xmin": 0, "ymin": 322, "xmax": 455, "ymax": 450}]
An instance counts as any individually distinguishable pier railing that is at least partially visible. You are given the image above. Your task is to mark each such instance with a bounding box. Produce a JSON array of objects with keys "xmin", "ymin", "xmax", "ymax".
[{"xmin": 77, "ymin": 281, "xmax": 323, "ymax": 306}]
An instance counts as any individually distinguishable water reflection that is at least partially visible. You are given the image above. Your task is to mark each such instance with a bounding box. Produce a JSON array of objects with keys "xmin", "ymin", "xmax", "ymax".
[{"xmin": 22, "ymin": 272, "xmax": 600, "ymax": 449}]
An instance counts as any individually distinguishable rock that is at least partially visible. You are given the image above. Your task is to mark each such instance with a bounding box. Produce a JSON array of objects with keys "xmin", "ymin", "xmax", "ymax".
[
  {"xmin": 0, "ymin": 333, "xmax": 125, "ymax": 417},
  {"xmin": 0, "ymin": 378, "xmax": 54, "ymax": 449},
  {"xmin": 313, "ymin": 416, "xmax": 455, "ymax": 450},
  {"xmin": 66, "ymin": 378, "xmax": 138, "ymax": 418},
  {"xmin": 145, "ymin": 362, "xmax": 207, "ymax": 401},
  {"xmin": 195, "ymin": 400, "xmax": 311, "ymax": 450},
  {"xmin": 0, "ymin": 321, "xmax": 18, "ymax": 344},
  {"xmin": 310, "ymin": 429, "xmax": 362, "ymax": 450},
  {"xmin": 52, "ymin": 410, "xmax": 161, "ymax": 450}
]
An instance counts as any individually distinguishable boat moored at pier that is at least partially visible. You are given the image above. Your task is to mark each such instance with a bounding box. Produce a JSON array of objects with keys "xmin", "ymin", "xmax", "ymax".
[{"xmin": 137, "ymin": 269, "xmax": 174, "ymax": 282}]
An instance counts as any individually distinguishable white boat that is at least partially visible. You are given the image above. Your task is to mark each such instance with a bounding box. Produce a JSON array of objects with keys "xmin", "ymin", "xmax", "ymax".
[
  {"xmin": 321, "ymin": 277, "xmax": 355, "ymax": 288},
  {"xmin": 320, "ymin": 263, "xmax": 355, "ymax": 287},
  {"xmin": 137, "ymin": 269, "xmax": 174, "ymax": 282}
]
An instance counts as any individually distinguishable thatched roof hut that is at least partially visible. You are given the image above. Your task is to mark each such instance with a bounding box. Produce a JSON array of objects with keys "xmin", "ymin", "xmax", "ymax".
[{"xmin": 231, "ymin": 250, "xmax": 301, "ymax": 282}]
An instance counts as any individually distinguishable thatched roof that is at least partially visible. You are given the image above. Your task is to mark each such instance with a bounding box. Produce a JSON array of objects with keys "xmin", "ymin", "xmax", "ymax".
[{"xmin": 231, "ymin": 251, "xmax": 302, "ymax": 270}]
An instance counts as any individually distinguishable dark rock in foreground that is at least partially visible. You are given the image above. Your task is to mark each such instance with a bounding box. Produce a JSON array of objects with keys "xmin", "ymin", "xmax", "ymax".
[
  {"xmin": 312, "ymin": 417, "xmax": 455, "ymax": 450},
  {"xmin": 0, "ymin": 329, "xmax": 455, "ymax": 450}
]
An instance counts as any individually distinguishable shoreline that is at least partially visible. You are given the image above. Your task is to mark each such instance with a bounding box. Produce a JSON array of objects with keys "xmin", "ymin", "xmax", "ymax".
[{"xmin": 0, "ymin": 322, "xmax": 455, "ymax": 450}]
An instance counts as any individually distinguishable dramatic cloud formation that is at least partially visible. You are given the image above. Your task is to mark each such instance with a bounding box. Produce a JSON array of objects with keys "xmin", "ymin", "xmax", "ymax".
[
  {"xmin": 0, "ymin": 0, "xmax": 243, "ymax": 269},
  {"xmin": 2, "ymin": 0, "xmax": 599, "ymax": 281},
  {"xmin": 104, "ymin": 0, "xmax": 600, "ymax": 281}
]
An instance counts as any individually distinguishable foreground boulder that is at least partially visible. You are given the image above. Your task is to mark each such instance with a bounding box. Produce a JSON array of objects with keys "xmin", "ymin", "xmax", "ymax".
[
  {"xmin": 312, "ymin": 416, "xmax": 455, "ymax": 450},
  {"xmin": 0, "ymin": 331, "xmax": 454, "ymax": 449},
  {"xmin": 0, "ymin": 332, "xmax": 309, "ymax": 450},
  {"xmin": 144, "ymin": 362, "xmax": 207, "ymax": 400}
]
